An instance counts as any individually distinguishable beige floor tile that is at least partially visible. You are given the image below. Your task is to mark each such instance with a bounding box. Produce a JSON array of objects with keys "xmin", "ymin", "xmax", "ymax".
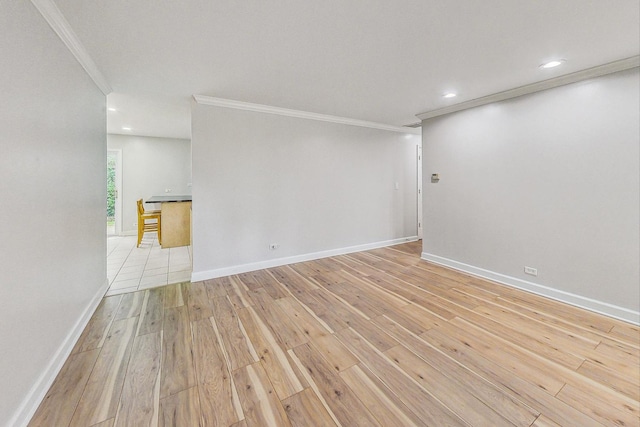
[
  {"xmin": 110, "ymin": 278, "xmax": 141, "ymax": 289},
  {"xmin": 119, "ymin": 265, "xmax": 146, "ymax": 275},
  {"xmin": 143, "ymin": 266, "xmax": 169, "ymax": 276},
  {"xmin": 139, "ymin": 277, "xmax": 168, "ymax": 290},
  {"xmin": 145, "ymin": 261, "xmax": 169, "ymax": 270},
  {"xmin": 106, "ymin": 236, "xmax": 191, "ymax": 294},
  {"xmin": 168, "ymin": 264, "xmax": 192, "ymax": 273},
  {"xmin": 114, "ymin": 271, "xmax": 144, "ymax": 282},
  {"xmin": 140, "ymin": 274, "xmax": 168, "ymax": 285},
  {"xmin": 168, "ymin": 271, "xmax": 191, "ymax": 284},
  {"xmin": 122, "ymin": 259, "xmax": 148, "ymax": 268}
]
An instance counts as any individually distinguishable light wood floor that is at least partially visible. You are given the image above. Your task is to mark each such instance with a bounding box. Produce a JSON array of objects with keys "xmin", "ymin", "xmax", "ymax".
[{"xmin": 30, "ymin": 241, "xmax": 640, "ymax": 426}]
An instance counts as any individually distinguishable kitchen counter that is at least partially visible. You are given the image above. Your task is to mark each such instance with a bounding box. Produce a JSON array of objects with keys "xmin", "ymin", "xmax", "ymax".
[
  {"xmin": 146, "ymin": 195, "xmax": 191, "ymax": 248},
  {"xmin": 146, "ymin": 195, "xmax": 192, "ymax": 203}
]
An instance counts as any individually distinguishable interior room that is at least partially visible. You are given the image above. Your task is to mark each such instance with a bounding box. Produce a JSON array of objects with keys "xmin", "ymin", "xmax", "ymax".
[
  {"xmin": 1, "ymin": 1, "xmax": 638, "ymax": 426},
  {"xmin": 105, "ymin": 132, "xmax": 193, "ymax": 294}
]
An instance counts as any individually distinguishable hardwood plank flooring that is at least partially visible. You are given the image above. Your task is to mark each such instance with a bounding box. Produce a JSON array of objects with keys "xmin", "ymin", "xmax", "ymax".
[
  {"xmin": 114, "ymin": 331, "xmax": 162, "ymax": 426},
  {"xmin": 161, "ymin": 306, "xmax": 196, "ymax": 398},
  {"xmin": 281, "ymin": 387, "xmax": 337, "ymax": 427},
  {"xmin": 30, "ymin": 241, "xmax": 640, "ymax": 426},
  {"xmin": 159, "ymin": 387, "xmax": 201, "ymax": 427}
]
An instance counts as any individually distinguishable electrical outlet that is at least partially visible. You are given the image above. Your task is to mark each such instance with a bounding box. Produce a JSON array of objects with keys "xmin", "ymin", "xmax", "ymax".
[
  {"xmin": 269, "ymin": 243, "xmax": 279, "ymax": 250},
  {"xmin": 524, "ymin": 266, "xmax": 538, "ymax": 276}
]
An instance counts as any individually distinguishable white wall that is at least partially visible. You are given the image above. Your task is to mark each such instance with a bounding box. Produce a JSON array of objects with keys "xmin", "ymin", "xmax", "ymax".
[
  {"xmin": 421, "ymin": 68, "xmax": 639, "ymax": 321},
  {"xmin": 192, "ymin": 103, "xmax": 419, "ymax": 278},
  {"xmin": 0, "ymin": 2, "xmax": 107, "ymax": 426},
  {"xmin": 107, "ymin": 134, "xmax": 191, "ymax": 233}
]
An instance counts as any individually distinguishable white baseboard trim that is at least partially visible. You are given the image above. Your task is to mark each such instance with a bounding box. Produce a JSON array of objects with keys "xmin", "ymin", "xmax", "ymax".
[
  {"xmin": 192, "ymin": 236, "xmax": 419, "ymax": 282},
  {"xmin": 10, "ymin": 277, "xmax": 110, "ymax": 427},
  {"xmin": 421, "ymin": 253, "xmax": 640, "ymax": 325}
]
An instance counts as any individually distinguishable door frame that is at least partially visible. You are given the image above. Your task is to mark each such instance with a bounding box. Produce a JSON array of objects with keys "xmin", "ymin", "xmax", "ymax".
[{"xmin": 417, "ymin": 142, "xmax": 423, "ymax": 239}]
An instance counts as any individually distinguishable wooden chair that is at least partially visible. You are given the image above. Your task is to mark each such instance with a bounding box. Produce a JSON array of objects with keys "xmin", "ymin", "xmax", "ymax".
[{"xmin": 137, "ymin": 199, "xmax": 161, "ymax": 247}]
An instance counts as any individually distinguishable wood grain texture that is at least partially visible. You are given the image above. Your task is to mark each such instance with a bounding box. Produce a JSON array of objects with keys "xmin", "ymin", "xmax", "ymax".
[
  {"xmin": 192, "ymin": 317, "xmax": 242, "ymax": 426},
  {"xmin": 211, "ymin": 296, "xmax": 259, "ymax": 370},
  {"xmin": 186, "ymin": 281, "xmax": 213, "ymax": 321},
  {"xmin": 72, "ymin": 295, "xmax": 122, "ymax": 354},
  {"xmin": 203, "ymin": 277, "xmax": 230, "ymax": 299},
  {"xmin": 31, "ymin": 240, "xmax": 639, "ymax": 427},
  {"xmin": 374, "ymin": 314, "xmax": 539, "ymax": 426},
  {"xmin": 114, "ymin": 331, "xmax": 162, "ymax": 427},
  {"xmin": 385, "ymin": 344, "xmax": 514, "ymax": 426},
  {"xmin": 158, "ymin": 387, "xmax": 201, "ymax": 427},
  {"xmin": 115, "ymin": 291, "xmax": 145, "ymax": 319},
  {"xmin": 421, "ymin": 327, "xmax": 604, "ymax": 426},
  {"xmin": 137, "ymin": 287, "xmax": 164, "ymax": 336},
  {"xmin": 28, "ymin": 349, "xmax": 100, "ymax": 427},
  {"xmin": 90, "ymin": 419, "xmax": 114, "ymax": 427},
  {"xmin": 68, "ymin": 317, "xmax": 138, "ymax": 426},
  {"xmin": 281, "ymin": 388, "xmax": 337, "ymax": 427},
  {"xmin": 163, "ymin": 283, "xmax": 186, "ymax": 309},
  {"xmin": 556, "ymin": 383, "xmax": 639, "ymax": 427},
  {"xmin": 233, "ymin": 362, "xmax": 291, "ymax": 427},
  {"xmin": 225, "ymin": 276, "xmax": 254, "ymax": 310},
  {"xmin": 531, "ymin": 415, "xmax": 563, "ymax": 427},
  {"xmin": 292, "ymin": 343, "xmax": 382, "ymax": 427},
  {"xmin": 252, "ymin": 299, "xmax": 308, "ymax": 351},
  {"xmin": 160, "ymin": 306, "xmax": 195, "ymax": 398},
  {"xmin": 335, "ymin": 327, "xmax": 466, "ymax": 426},
  {"xmin": 237, "ymin": 306, "xmax": 304, "ymax": 400},
  {"xmin": 339, "ymin": 364, "xmax": 425, "ymax": 427}
]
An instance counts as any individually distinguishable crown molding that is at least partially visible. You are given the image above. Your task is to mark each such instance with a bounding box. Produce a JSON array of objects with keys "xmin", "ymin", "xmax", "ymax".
[
  {"xmin": 31, "ymin": 0, "xmax": 112, "ymax": 95},
  {"xmin": 193, "ymin": 95, "xmax": 421, "ymax": 135},
  {"xmin": 417, "ymin": 56, "xmax": 640, "ymax": 121}
]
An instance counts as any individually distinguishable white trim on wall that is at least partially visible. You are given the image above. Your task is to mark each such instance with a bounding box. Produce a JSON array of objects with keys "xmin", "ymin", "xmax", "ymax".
[
  {"xmin": 416, "ymin": 56, "xmax": 640, "ymax": 121},
  {"xmin": 193, "ymin": 95, "xmax": 421, "ymax": 135},
  {"xmin": 10, "ymin": 278, "xmax": 110, "ymax": 427},
  {"xmin": 421, "ymin": 252, "xmax": 640, "ymax": 325},
  {"xmin": 192, "ymin": 236, "xmax": 419, "ymax": 282},
  {"xmin": 30, "ymin": 0, "xmax": 112, "ymax": 95}
]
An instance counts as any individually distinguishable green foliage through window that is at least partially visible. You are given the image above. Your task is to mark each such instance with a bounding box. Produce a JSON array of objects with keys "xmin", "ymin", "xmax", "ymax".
[{"xmin": 107, "ymin": 154, "xmax": 116, "ymax": 220}]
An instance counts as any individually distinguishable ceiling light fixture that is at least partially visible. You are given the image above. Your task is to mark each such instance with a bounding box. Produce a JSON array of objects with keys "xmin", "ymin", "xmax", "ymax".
[
  {"xmin": 122, "ymin": 126, "xmax": 132, "ymax": 131},
  {"xmin": 108, "ymin": 107, "xmax": 117, "ymax": 112},
  {"xmin": 443, "ymin": 93, "xmax": 457, "ymax": 99},
  {"xmin": 539, "ymin": 59, "xmax": 565, "ymax": 69}
]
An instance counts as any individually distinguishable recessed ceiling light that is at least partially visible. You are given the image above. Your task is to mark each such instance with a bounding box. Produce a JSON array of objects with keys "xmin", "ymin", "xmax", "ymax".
[
  {"xmin": 539, "ymin": 59, "xmax": 565, "ymax": 69},
  {"xmin": 443, "ymin": 93, "xmax": 457, "ymax": 98},
  {"xmin": 122, "ymin": 127, "xmax": 132, "ymax": 131},
  {"xmin": 108, "ymin": 107, "xmax": 117, "ymax": 112}
]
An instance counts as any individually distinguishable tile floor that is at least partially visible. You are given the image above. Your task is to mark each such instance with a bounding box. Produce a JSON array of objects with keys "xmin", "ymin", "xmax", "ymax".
[{"xmin": 106, "ymin": 232, "xmax": 192, "ymax": 296}]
